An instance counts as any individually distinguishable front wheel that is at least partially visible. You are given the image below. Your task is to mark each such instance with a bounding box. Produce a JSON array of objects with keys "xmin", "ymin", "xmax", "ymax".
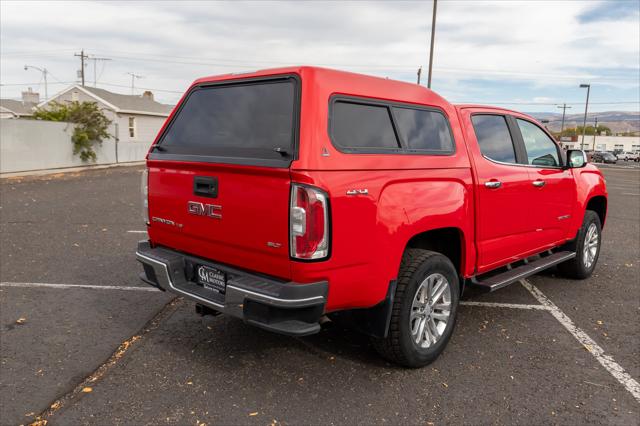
[
  {"xmin": 558, "ymin": 210, "xmax": 602, "ymax": 279},
  {"xmin": 372, "ymin": 249, "xmax": 459, "ymax": 368}
]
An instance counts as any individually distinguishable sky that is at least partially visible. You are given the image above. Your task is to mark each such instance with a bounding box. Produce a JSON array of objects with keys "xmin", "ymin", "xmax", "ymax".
[{"xmin": 1, "ymin": 0, "xmax": 639, "ymax": 113}]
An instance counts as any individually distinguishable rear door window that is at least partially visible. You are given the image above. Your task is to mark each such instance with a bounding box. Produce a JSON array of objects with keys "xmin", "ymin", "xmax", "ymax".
[
  {"xmin": 392, "ymin": 107, "xmax": 454, "ymax": 153},
  {"xmin": 471, "ymin": 115, "xmax": 517, "ymax": 164},
  {"xmin": 331, "ymin": 101, "xmax": 400, "ymax": 150},
  {"xmin": 516, "ymin": 119, "xmax": 560, "ymax": 167},
  {"xmin": 157, "ymin": 77, "xmax": 298, "ymax": 166}
]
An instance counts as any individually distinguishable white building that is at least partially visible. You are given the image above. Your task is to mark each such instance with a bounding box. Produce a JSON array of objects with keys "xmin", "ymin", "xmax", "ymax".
[
  {"xmin": 38, "ymin": 85, "xmax": 173, "ymax": 144},
  {"xmin": 560, "ymin": 136, "xmax": 640, "ymax": 153}
]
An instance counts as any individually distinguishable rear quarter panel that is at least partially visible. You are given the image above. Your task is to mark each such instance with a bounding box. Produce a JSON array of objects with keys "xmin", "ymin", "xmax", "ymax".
[{"xmin": 290, "ymin": 169, "xmax": 474, "ymax": 311}]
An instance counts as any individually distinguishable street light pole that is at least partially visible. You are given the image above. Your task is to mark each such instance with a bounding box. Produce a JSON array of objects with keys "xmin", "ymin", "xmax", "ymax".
[
  {"xmin": 427, "ymin": 0, "xmax": 438, "ymax": 89},
  {"xmin": 579, "ymin": 84, "xmax": 591, "ymax": 149},
  {"xmin": 23, "ymin": 65, "xmax": 48, "ymax": 100}
]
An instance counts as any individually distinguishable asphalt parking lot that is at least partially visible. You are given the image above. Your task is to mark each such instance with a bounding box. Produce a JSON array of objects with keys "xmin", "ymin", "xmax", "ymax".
[{"xmin": 1, "ymin": 163, "xmax": 638, "ymax": 425}]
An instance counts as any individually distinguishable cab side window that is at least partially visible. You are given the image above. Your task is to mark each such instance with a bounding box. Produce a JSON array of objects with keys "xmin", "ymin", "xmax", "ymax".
[
  {"xmin": 517, "ymin": 119, "xmax": 560, "ymax": 167},
  {"xmin": 471, "ymin": 114, "xmax": 517, "ymax": 164},
  {"xmin": 392, "ymin": 107, "xmax": 454, "ymax": 152}
]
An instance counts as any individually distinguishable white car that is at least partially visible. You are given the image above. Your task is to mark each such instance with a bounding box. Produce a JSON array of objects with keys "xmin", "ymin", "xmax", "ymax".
[{"xmin": 617, "ymin": 152, "xmax": 640, "ymax": 162}]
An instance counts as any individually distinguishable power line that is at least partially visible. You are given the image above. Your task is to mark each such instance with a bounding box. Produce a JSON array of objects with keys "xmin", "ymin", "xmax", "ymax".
[
  {"xmin": 96, "ymin": 81, "xmax": 183, "ymax": 94},
  {"xmin": 0, "ymin": 81, "xmax": 74, "ymax": 86},
  {"xmin": 0, "ymin": 48, "xmax": 76, "ymax": 57}
]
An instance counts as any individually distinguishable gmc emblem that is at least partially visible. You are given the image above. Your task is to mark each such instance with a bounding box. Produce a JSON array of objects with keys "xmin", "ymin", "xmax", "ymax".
[{"xmin": 187, "ymin": 201, "xmax": 222, "ymax": 219}]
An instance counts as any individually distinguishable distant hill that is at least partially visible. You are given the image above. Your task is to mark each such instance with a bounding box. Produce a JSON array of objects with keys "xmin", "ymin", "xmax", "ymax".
[{"xmin": 527, "ymin": 111, "xmax": 640, "ymax": 134}]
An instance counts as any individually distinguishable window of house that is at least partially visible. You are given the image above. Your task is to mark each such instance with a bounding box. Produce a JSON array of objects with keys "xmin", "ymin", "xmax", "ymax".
[
  {"xmin": 71, "ymin": 91, "xmax": 79, "ymax": 102},
  {"xmin": 129, "ymin": 117, "xmax": 136, "ymax": 138},
  {"xmin": 633, "ymin": 144, "xmax": 640, "ymax": 151},
  {"xmin": 331, "ymin": 101, "xmax": 400, "ymax": 150},
  {"xmin": 517, "ymin": 119, "xmax": 560, "ymax": 167},
  {"xmin": 471, "ymin": 115, "xmax": 517, "ymax": 164},
  {"xmin": 392, "ymin": 107, "xmax": 454, "ymax": 152}
]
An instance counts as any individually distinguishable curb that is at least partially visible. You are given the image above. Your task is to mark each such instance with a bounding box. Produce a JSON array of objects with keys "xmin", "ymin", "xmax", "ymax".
[{"xmin": 0, "ymin": 161, "xmax": 145, "ymax": 179}]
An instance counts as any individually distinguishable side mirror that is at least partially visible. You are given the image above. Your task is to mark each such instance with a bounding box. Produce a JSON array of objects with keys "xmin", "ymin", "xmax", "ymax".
[{"xmin": 567, "ymin": 149, "xmax": 587, "ymax": 168}]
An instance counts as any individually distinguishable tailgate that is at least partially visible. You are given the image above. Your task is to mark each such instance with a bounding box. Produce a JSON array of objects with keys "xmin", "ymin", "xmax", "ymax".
[
  {"xmin": 145, "ymin": 75, "xmax": 300, "ymax": 280},
  {"xmin": 147, "ymin": 162, "xmax": 292, "ymax": 279}
]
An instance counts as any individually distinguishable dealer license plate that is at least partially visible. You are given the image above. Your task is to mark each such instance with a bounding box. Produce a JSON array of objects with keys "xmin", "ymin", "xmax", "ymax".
[{"xmin": 196, "ymin": 265, "xmax": 226, "ymax": 293}]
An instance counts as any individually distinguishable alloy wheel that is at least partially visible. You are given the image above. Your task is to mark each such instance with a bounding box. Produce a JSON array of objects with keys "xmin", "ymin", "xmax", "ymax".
[{"xmin": 410, "ymin": 273, "xmax": 451, "ymax": 348}]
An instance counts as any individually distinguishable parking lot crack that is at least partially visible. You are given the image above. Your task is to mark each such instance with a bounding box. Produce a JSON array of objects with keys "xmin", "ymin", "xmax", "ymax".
[{"xmin": 27, "ymin": 297, "xmax": 182, "ymax": 425}]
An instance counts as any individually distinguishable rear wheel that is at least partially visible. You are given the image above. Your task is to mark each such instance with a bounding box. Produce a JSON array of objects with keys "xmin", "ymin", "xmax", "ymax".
[
  {"xmin": 558, "ymin": 210, "xmax": 602, "ymax": 279},
  {"xmin": 372, "ymin": 249, "xmax": 459, "ymax": 367}
]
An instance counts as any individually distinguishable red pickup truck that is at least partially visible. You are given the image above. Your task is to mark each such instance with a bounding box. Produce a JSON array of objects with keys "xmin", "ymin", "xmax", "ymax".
[{"xmin": 136, "ymin": 66, "xmax": 607, "ymax": 367}]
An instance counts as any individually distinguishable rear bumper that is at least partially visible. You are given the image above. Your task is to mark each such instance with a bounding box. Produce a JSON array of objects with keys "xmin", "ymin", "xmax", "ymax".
[{"xmin": 135, "ymin": 241, "xmax": 327, "ymax": 336}]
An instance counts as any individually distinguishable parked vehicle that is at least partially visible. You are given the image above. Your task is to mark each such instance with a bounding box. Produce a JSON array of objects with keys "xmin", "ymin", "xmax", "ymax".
[
  {"xmin": 136, "ymin": 67, "xmax": 608, "ymax": 367},
  {"xmin": 617, "ymin": 152, "xmax": 640, "ymax": 162},
  {"xmin": 591, "ymin": 152, "xmax": 618, "ymax": 164}
]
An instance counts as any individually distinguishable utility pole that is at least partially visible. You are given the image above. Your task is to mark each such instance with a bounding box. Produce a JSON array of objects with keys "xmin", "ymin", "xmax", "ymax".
[
  {"xmin": 88, "ymin": 56, "xmax": 112, "ymax": 87},
  {"xmin": 592, "ymin": 117, "xmax": 598, "ymax": 151},
  {"xmin": 417, "ymin": 66, "xmax": 422, "ymax": 84},
  {"xmin": 126, "ymin": 72, "xmax": 144, "ymax": 95},
  {"xmin": 75, "ymin": 49, "xmax": 88, "ymax": 86},
  {"xmin": 579, "ymin": 83, "xmax": 591, "ymax": 149},
  {"xmin": 557, "ymin": 103, "xmax": 571, "ymax": 135},
  {"xmin": 427, "ymin": 0, "xmax": 438, "ymax": 89},
  {"xmin": 24, "ymin": 65, "xmax": 48, "ymax": 100}
]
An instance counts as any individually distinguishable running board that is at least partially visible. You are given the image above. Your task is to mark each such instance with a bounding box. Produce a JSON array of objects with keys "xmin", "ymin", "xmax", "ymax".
[{"xmin": 470, "ymin": 251, "xmax": 576, "ymax": 292}]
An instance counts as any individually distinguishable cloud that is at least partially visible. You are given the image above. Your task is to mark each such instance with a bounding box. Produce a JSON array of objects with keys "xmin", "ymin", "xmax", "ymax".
[{"xmin": 1, "ymin": 0, "xmax": 638, "ymax": 112}]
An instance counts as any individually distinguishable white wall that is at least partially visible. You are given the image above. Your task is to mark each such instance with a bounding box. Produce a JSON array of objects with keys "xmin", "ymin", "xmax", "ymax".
[
  {"xmin": 0, "ymin": 119, "xmax": 150, "ymax": 174},
  {"xmin": 560, "ymin": 136, "xmax": 640, "ymax": 152}
]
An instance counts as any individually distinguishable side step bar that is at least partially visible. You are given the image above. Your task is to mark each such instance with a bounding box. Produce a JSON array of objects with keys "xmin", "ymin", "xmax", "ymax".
[{"xmin": 470, "ymin": 251, "xmax": 576, "ymax": 292}]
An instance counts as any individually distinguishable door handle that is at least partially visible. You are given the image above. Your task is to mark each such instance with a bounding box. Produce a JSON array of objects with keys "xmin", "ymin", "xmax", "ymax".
[
  {"xmin": 532, "ymin": 180, "xmax": 546, "ymax": 188},
  {"xmin": 484, "ymin": 180, "xmax": 502, "ymax": 189}
]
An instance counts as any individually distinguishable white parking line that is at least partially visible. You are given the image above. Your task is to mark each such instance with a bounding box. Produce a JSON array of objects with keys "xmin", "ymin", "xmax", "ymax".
[
  {"xmin": 0, "ymin": 282, "xmax": 160, "ymax": 292},
  {"xmin": 460, "ymin": 301, "xmax": 551, "ymax": 310},
  {"xmin": 521, "ymin": 279, "xmax": 640, "ymax": 403},
  {"xmin": 127, "ymin": 230, "xmax": 148, "ymax": 234}
]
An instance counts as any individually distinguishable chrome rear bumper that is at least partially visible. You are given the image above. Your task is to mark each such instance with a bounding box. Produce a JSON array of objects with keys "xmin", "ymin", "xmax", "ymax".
[{"xmin": 135, "ymin": 241, "xmax": 327, "ymax": 336}]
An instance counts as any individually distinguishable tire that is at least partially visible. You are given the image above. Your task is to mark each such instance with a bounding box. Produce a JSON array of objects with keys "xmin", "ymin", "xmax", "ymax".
[
  {"xmin": 372, "ymin": 249, "xmax": 459, "ymax": 368},
  {"xmin": 558, "ymin": 210, "xmax": 602, "ymax": 279}
]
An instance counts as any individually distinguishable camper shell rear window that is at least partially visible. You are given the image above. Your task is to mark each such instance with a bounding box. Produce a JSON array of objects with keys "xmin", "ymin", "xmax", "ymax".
[{"xmin": 151, "ymin": 75, "xmax": 300, "ymax": 167}]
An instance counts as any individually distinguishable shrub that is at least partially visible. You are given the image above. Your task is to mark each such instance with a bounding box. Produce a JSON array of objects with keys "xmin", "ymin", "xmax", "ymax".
[{"xmin": 33, "ymin": 101, "xmax": 112, "ymax": 162}]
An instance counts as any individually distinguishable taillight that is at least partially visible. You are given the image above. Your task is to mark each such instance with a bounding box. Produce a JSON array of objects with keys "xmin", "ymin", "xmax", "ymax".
[
  {"xmin": 141, "ymin": 168, "xmax": 149, "ymax": 225},
  {"xmin": 290, "ymin": 184, "xmax": 330, "ymax": 260}
]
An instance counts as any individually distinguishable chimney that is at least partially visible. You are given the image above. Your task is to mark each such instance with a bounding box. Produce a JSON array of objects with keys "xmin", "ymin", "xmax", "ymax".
[
  {"xmin": 142, "ymin": 90, "xmax": 154, "ymax": 101},
  {"xmin": 22, "ymin": 87, "xmax": 40, "ymax": 104}
]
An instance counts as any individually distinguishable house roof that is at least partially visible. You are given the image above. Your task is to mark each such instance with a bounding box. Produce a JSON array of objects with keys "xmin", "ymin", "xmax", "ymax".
[
  {"xmin": 80, "ymin": 86, "xmax": 174, "ymax": 116},
  {"xmin": 0, "ymin": 99, "xmax": 36, "ymax": 116},
  {"xmin": 39, "ymin": 85, "xmax": 174, "ymax": 117}
]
